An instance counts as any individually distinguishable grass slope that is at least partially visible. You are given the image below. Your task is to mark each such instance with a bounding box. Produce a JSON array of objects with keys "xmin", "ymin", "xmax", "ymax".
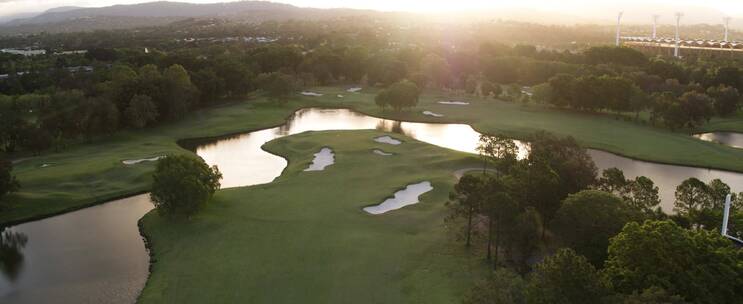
[
  {"xmin": 4, "ymin": 87, "xmax": 743, "ymax": 225},
  {"xmin": 138, "ymin": 130, "xmax": 483, "ymax": 303}
]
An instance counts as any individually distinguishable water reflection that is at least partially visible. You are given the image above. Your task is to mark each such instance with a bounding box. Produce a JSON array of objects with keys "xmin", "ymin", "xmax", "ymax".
[
  {"xmin": 0, "ymin": 195, "xmax": 153, "ymax": 304},
  {"xmin": 196, "ymin": 108, "xmax": 742, "ymax": 212},
  {"xmin": 0, "ymin": 229, "xmax": 28, "ymax": 282},
  {"xmin": 694, "ymin": 132, "xmax": 743, "ymax": 149}
]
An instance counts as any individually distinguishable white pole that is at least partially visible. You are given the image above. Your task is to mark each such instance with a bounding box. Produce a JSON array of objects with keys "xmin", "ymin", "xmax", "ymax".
[
  {"xmin": 652, "ymin": 15, "xmax": 659, "ymax": 39},
  {"xmin": 674, "ymin": 13, "xmax": 683, "ymax": 57},
  {"xmin": 616, "ymin": 12, "xmax": 624, "ymax": 46},
  {"xmin": 722, "ymin": 194, "xmax": 732, "ymax": 236},
  {"xmin": 724, "ymin": 17, "xmax": 731, "ymax": 42}
]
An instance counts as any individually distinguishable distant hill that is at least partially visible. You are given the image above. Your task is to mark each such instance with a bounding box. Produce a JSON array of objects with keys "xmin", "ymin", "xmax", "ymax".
[{"xmin": 0, "ymin": 1, "xmax": 381, "ymax": 34}]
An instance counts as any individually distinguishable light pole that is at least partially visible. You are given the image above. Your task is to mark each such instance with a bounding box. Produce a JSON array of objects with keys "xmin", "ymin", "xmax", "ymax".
[
  {"xmin": 616, "ymin": 11, "xmax": 624, "ymax": 46},
  {"xmin": 652, "ymin": 15, "xmax": 659, "ymax": 39},
  {"xmin": 724, "ymin": 17, "xmax": 731, "ymax": 42},
  {"xmin": 674, "ymin": 12, "xmax": 683, "ymax": 58}
]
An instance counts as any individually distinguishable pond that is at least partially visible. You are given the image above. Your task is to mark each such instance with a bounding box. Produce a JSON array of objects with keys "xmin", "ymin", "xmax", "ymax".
[
  {"xmin": 694, "ymin": 132, "xmax": 743, "ymax": 149},
  {"xmin": 0, "ymin": 195, "xmax": 153, "ymax": 304},
  {"xmin": 3, "ymin": 107, "xmax": 742, "ymax": 303}
]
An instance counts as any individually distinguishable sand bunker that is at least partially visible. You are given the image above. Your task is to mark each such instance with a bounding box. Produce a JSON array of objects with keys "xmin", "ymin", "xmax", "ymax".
[
  {"xmin": 40, "ymin": 163, "xmax": 52, "ymax": 168},
  {"xmin": 122, "ymin": 156, "xmax": 164, "ymax": 165},
  {"xmin": 373, "ymin": 149, "xmax": 393, "ymax": 156},
  {"xmin": 301, "ymin": 91, "xmax": 324, "ymax": 97},
  {"xmin": 337, "ymin": 94, "xmax": 344, "ymax": 98},
  {"xmin": 374, "ymin": 136, "xmax": 402, "ymax": 145},
  {"xmin": 363, "ymin": 181, "xmax": 434, "ymax": 214},
  {"xmin": 423, "ymin": 111, "xmax": 444, "ymax": 117},
  {"xmin": 304, "ymin": 148, "xmax": 335, "ymax": 171},
  {"xmin": 347, "ymin": 87, "xmax": 362, "ymax": 93},
  {"xmin": 438, "ymin": 101, "xmax": 469, "ymax": 105}
]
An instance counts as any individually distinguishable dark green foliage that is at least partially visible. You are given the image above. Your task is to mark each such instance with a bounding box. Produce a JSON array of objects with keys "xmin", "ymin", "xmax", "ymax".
[
  {"xmin": 464, "ymin": 269, "xmax": 527, "ymax": 304},
  {"xmin": 124, "ymin": 94, "xmax": 159, "ymax": 129},
  {"xmin": 584, "ymin": 46, "xmax": 647, "ymax": 66},
  {"xmin": 258, "ymin": 72, "xmax": 299, "ymax": 105},
  {"xmin": 526, "ymin": 248, "xmax": 611, "ymax": 304},
  {"xmin": 706, "ymin": 84, "xmax": 741, "ymax": 117},
  {"xmin": 374, "ymin": 80, "xmax": 419, "ymax": 111},
  {"xmin": 448, "ymin": 174, "xmax": 485, "ymax": 247},
  {"xmin": 150, "ymin": 155, "xmax": 222, "ymax": 218},
  {"xmin": 0, "ymin": 159, "xmax": 19, "ymax": 202},
  {"xmin": 605, "ymin": 220, "xmax": 743, "ymax": 304},
  {"xmin": 551, "ymin": 190, "xmax": 631, "ymax": 266}
]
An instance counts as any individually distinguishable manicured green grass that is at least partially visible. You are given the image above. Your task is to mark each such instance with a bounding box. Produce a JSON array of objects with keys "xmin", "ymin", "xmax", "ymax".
[
  {"xmin": 138, "ymin": 130, "xmax": 484, "ymax": 303},
  {"xmin": 5, "ymin": 87, "xmax": 743, "ymax": 225}
]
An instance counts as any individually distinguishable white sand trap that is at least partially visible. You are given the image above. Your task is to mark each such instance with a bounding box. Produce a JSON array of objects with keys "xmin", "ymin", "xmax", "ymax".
[
  {"xmin": 40, "ymin": 163, "xmax": 52, "ymax": 168},
  {"xmin": 374, "ymin": 136, "xmax": 402, "ymax": 145},
  {"xmin": 301, "ymin": 91, "xmax": 323, "ymax": 97},
  {"xmin": 304, "ymin": 148, "xmax": 335, "ymax": 171},
  {"xmin": 423, "ymin": 111, "xmax": 444, "ymax": 117},
  {"xmin": 373, "ymin": 149, "xmax": 393, "ymax": 156},
  {"xmin": 347, "ymin": 87, "xmax": 362, "ymax": 93},
  {"xmin": 363, "ymin": 181, "xmax": 434, "ymax": 214},
  {"xmin": 337, "ymin": 94, "xmax": 344, "ymax": 98},
  {"xmin": 122, "ymin": 156, "xmax": 164, "ymax": 165},
  {"xmin": 438, "ymin": 101, "xmax": 469, "ymax": 105}
]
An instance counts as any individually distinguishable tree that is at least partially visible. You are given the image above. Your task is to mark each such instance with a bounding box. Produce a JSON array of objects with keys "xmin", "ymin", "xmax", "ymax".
[
  {"xmin": 375, "ymin": 80, "xmax": 420, "ymax": 111},
  {"xmin": 448, "ymin": 174, "xmax": 484, "ymax": 247},
  {"xmin": 150, "ymin": 155, "xmax": 222, "ymax": 218},
  {"xmin": 77, "ymin": 97, "xmax": 120, "ymax": 140},
  {"xmin": 161, "ymin": 64, "xmax": 199, "ymax": 119},
  {"xmin": 620, "ymin": 286, "xmax": 688, "ymax": 304},
  {"xmin": 597, "ymin": 167, "xmax": 630, "ymax": 198},
  {"xmin": 258, "ymin": 72, "xmax": 298, "ymax": 105},
  {"xmin": 476, "ymin": 135, "xmax": 518, "ymax": 174},
  {"xmin": 0, "ymin": 159, "xmax": 20, "ymax": 202},
  {"xmin": 626, "ymin": 176, "xmax": 661, "ymax": 214},
  {"xmin": 528, "ymin": 131, "xmax": 597, "ymax": 201},
  {"xmin": 548, "ymin": 74, "xmax": 577, "ymax": 107},
  {"xmin": 526, "ymin": 248, "xmax": 611, "ymax": 304},
  {"xmin": 551, "ymin": 190, "xmax": 631, "ymax": 266},
  {"xmin": 480, "ymin": 81, "xmax": 501, "ymax": 98},
  {"xmin": 584, "ymin": 46, "xmax": 647, "ymax": 66},
  {"xmin": 673, "ymin": 178, "xmax": 710, "ymax": 217},
  {"xmin": 421, "ymin": 53, "xmax": 450, "ymax": 88},
  {"xmin": 22, "ymin": 127, "xmax": 53, "ymax": 155},
  {"xmin": 531, "ymin": 83, "xmax": 553, "ymax": 104},
  {"xmin": 706, "ymin": 84, "xmax": 740, "ymax": 117},
  {"xmin": 604, "ymin": 220, "xmax": 743, "ymax": 303},
  {"xmin": 124, "ymin": 94, "xmax": 158, "ymax": 129},
  {"xmin": 678, "ymin": 91, "xmax": 714, "ymax": 128},
  {"xmin": 481, "ymin": 176, "xmax": 519, "ymax": 267},
  {"xmin": 192, "ymin": 68, "xmax": 226, "ymax": 104},
  {"xmin": 464, "ymin": 268, "xmax": 527, "ymax": 304}
]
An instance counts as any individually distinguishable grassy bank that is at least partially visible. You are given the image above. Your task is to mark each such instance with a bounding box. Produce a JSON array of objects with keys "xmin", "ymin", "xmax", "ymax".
[
  {"xmin": 4, "ymin": 87, "xmax": 743, "ymax": 225},
  {"xmin": 138, "ymin": 130, "xmax": 483, "ymax": 303}
]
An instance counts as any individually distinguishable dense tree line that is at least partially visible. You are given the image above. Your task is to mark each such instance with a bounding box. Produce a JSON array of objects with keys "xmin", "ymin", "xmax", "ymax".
[{"xmin": 449, "ymin": 132, "xmax": 743, "ymax": 303}]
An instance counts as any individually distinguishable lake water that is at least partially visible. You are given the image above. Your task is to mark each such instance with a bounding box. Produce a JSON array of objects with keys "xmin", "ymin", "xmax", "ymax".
[
  {"xmin": 695, "ymin": 132, "xmax": 743, "ymax": 149},
  {"xmin": 3, "ymin": 107, "xmax": 742, "ymax": 303}
]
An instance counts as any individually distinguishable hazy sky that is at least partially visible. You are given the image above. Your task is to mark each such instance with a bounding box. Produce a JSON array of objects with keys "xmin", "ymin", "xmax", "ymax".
[{"xmin": 2, "ymin": 0, "xmax": 743, "ymax": 18}]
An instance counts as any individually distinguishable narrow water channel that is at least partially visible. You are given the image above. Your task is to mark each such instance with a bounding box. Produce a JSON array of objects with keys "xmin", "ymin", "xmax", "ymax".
[{"xmin": 3, "ymin": 107, "xmax": 742, "ymax": 303}]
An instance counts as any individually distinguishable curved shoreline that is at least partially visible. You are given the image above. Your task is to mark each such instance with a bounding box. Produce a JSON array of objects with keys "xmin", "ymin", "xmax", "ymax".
[
  {"xmin": 7, "ymin": 106, "xmax": 743, "ymax": 228},
  {"xmin": 5, "ymin": 105, "xmax": 743, "ymax": 302}
]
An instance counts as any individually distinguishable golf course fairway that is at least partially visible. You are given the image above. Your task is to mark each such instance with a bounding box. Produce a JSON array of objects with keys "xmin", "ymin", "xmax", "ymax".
[{"xmin": 138, "ymin": 130, "xmax": 484, "ymax": 303}]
